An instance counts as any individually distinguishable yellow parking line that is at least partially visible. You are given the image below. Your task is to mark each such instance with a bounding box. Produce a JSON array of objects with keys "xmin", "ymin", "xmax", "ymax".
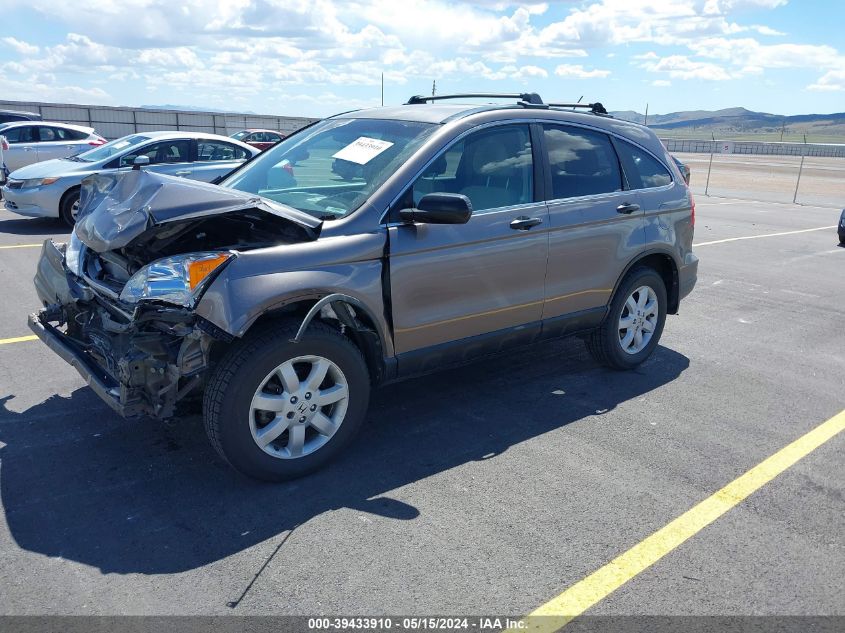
[
  {"xmin": 0, "ymin": 243, "xmax": 42, "ymax": 250},
  {"xmin": 695, "ymin": 225, "xmax": 836, "ymax": 247},
  {"xmin": 509, "ymin": 408, "xmax": 845, "ymax": 633},
  {"xmin": 0, "ymin": 335, "xmax": 38, "ymax": 345}
]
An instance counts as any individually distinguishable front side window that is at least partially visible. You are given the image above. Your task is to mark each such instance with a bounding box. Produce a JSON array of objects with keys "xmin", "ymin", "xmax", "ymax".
[
  {"xmin": 3, "ymin": 126, "xmax": 36, "ymax": 143},
  {"xmin": 222, "ymin": 118, "xmax": 437, "ymax": 220},
  {"xmin": 410, "ymin": 124, "xmax": 534, "ymax": 212},
  {"xmin": 120, "ymin": 139, "xmax": 192, "ymax": 166},
  {"xmin": 197, "ymin": 140, "xmax": 249, "ymax": 161},
  {"xmin": 543, "ymin": 125, "xmax": 622, "ymax": 199},
  {"xmin": 615, "ymin": 140, "xmax": 673, "ymax": 189}
]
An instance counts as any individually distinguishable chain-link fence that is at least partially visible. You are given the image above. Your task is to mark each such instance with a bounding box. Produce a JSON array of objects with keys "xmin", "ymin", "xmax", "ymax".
[{"xmin": 662, "ymin": 138, "xmax": 845, "ymax": 208}]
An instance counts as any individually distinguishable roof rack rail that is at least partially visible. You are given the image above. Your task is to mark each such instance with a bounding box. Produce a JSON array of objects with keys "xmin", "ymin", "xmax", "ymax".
[
  {"xmin": 405, "ymin": 92, "xmax": 544, "ymax": 106},
  {"xmin": 546, "ymin": 102, "xmax": 609, "ymax": 115}
]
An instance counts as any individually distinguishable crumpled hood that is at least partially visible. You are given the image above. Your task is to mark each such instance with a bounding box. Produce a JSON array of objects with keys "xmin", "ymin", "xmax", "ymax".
[{"xmin": 74, "ymin": 169, "xmax": 321, "ymax": 253}]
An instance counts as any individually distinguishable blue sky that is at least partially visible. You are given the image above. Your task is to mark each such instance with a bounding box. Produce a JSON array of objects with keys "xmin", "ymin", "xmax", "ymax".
[{"xmin": 1, "ymin": 0, "xmax": 843, "ymax": 118}]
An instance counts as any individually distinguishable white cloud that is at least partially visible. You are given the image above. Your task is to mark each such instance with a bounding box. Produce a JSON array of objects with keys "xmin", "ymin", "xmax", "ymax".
[
  {"xmin": 651, "ymin": 79, "xmax": 672, "ymax": 87},
  {"xmin": 554, "ymin": 64, "xmax": 611, "ymax": 78},
  {"xmin": 640, "ymin": 54, "xmax": 735, "ymax": 80},
  {"xmin": 2, "ymin": 36, "xmax": 39, "ymax": 55},
  {"xmin": 808, "ymin": 69, "xmax": 845, "ymax": 92}
]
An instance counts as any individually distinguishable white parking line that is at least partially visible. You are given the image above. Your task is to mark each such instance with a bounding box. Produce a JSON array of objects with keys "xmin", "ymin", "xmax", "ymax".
[{"xmin": 694, "ymin": 225, "xmax": 836, "ymax": 247}]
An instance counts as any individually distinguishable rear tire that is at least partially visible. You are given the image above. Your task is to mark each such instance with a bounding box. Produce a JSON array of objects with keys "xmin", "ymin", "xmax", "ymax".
[
  {"xmin": 59, "ymin": 188, "xmax": 80, "ymax": 227},
  {"xmin": 587, "ymin": 266, "xmax": 667, "ymax": 370},
  {"xmin": 203, "ymin": 320, "xmax": 370, "ymax": 481}
]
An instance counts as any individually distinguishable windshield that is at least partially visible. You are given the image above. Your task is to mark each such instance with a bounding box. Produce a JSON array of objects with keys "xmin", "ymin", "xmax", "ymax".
[
  {"xmin": 74, "ymin": 134, "xmax": 150, "ymax": 162},
  {"xmin": 221, "ymin": 118, "xmax": 437, "ymax": 220},
  {"xmin": 231, "ymin": 131, "xmax": 249, "ymax": 140}
]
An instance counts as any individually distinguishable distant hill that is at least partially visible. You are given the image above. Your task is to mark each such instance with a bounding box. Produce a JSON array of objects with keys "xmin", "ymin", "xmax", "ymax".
[{"xmin": 611, "ymin": 107, "xmax": 845, "ymax": 142}]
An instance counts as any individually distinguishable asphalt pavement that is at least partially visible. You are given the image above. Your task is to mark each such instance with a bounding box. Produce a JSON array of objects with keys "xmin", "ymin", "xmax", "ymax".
[{"xmin": 0, "ymin": 198, "xmax": 842, "ymax": 620}]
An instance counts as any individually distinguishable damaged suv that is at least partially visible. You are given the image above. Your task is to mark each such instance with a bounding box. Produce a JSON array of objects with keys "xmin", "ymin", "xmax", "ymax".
[{"xmin": 29, "ymin": 93, "xmax": 698, "ymax": 481}]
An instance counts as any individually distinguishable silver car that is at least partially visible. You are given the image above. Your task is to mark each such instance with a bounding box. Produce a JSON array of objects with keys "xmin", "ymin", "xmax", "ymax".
[
  {"xmin": 0, "ymin": 121, "xmax": 106, "ymax": 177},
  {"xmin": 2, "ymin": 131, "xmax": 258, "ymax": 226}
]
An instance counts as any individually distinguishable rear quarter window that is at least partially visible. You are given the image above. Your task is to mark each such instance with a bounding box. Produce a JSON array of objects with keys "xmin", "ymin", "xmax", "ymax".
[{"xmin": 615, "ymin": 140, "xmax": 673, "ymax": 190}]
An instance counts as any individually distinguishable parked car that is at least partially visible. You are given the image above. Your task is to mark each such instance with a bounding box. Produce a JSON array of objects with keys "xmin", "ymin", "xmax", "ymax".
[
  {"xmin": 838, "ymin": 209, "xmax": 845, "ymax": 245},
  {"xmin": 231, "ymin": 129, "xmax": 286, "ymax": 151},
  {"xmin": 0, "ymin": 122, "xmax": 106, "ymax": 175},
  {"xmin": 3, "ymin": 131, "xmax": 258, "ymax": 225},
  {"xmin": 672, "ymin": 155, "xmax": 690, "ymax": 184},
  {"xmin": 28, "ymin": 92, "xmax": 698, "ymax": 481},
  {"xmin": 0, "ymin": 109, "xmax": 42, "ymax": 124}
]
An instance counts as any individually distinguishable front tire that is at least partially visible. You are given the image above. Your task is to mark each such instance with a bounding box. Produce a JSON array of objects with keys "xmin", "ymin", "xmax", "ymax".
[
  {"xmin": 587, "ymin": 266, "xmax": 667, "ymax": 370},
  {"xmin": 203, "ymin": 320, "xmax": 370, "ymax": 481},
  {"xmin": 59, "ymin": 188, "xmax": 80, "ymax": 227}
]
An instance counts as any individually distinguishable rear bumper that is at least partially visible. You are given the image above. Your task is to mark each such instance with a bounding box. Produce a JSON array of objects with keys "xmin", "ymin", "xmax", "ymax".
[
  {"xmin": 28, "ymin": 311, "xmax": 145, "ymax": 417},
  {"xmin": 678, "ymin": 252, "xmax": 699, "ymax": 301}
]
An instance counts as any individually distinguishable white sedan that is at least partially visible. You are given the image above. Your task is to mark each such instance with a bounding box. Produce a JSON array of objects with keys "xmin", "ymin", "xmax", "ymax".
[{"xmin": 0, "ymin": 121, "xmax": 106, "ymax": 177}]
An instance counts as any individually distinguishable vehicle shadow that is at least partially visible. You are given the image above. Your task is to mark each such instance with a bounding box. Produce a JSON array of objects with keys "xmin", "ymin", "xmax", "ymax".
[
  {"xmin": 0, "ymin": 337, "xmax": 688, "ymax": 576},
  {"xmin": 0, "ymin": 216, "xmax": 68, "ymax": 237}
]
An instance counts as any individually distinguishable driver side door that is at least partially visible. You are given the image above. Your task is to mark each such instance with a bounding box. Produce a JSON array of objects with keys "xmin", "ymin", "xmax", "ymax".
[{"xmin": 387, "ymin": 123, "xmax": 549, "ymax": 375}]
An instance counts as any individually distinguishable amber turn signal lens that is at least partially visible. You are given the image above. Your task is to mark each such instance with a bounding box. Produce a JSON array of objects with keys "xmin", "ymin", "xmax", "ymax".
[{"xmin": 187, "ymin": 254, "xmax": 230, "ymax": 290}]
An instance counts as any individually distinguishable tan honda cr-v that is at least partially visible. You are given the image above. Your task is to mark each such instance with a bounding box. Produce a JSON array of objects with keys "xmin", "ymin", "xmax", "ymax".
[{"xmin": 29, "ymin": 92, "xmax": 698, "ymax": 481}]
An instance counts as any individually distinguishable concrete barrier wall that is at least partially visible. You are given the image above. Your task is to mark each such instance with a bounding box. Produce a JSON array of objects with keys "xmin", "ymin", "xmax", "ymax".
[
  {"xmin": 0, "ymin": 100, "xmax": 318, "ymax": 140},
  {"xmin": 662, "ymin": 138, "xmax": 845, "ymax": 158}
]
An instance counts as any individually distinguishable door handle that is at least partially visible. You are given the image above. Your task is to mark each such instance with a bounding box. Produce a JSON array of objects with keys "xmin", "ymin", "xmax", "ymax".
[
  {"xmin": 174, "ymin": 170, "xmax": 191, "ymax": 176},
  {"xmin": 23, "ymin": 146, "xmax": 34, "ymax": 151},
  {"xmin": 510, "ymin": 216, "xmax": 543, "ymax": 230},
  {"xmin": 616, "ymin": 202, "xmax": 640, "ymax": 214}
]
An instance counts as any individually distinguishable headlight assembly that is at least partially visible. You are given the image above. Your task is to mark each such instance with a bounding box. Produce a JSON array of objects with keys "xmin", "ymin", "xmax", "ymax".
[
  {"xmin": 64, "ymin": 231, "xmax": 84, "ymax": 277},
  {"xmin": 119, "ymin": 252, "xmax": 234, "ymax": 307},
  {"xmin": 21, "ymin": 177, "xmax": 59, "ymax": 188}
]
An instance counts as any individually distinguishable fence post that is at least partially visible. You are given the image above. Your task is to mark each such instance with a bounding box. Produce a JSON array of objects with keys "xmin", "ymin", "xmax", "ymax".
[
  {"xmin": 792, "ymin": 134, "xmax": 806, "ymax": 204},
  {"xmin": 705, "ymin": 134, "xmax": 715, "ymax": 196}
]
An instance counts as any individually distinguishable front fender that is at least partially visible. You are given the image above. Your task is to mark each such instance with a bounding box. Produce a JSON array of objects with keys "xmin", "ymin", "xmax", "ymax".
[{"xmin": 194, "ymin": 232, "xmax": 391, "ymax": 354}]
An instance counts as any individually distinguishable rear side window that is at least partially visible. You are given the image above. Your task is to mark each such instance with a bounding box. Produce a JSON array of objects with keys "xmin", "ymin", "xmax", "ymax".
[
  {"xmin": 38, "ymin": 126, "xmax": 87, "ymax": 141},
  {"xmin": 615, "ymin": 140, "xmax": 673, "ymax": 189},
  {"xmin": 542, "ymin": 125, "xmax": 622, "ymax": 199},
  {"xmin": 197, "ymin": 140, "xmax": 250, "ymax": 161},
  {"xmin": 411, "ymin": 124, "xmax": 534, "ymax": 212}
]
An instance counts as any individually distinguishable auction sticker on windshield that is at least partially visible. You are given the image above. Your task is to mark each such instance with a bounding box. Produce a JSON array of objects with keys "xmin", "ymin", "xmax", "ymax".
[{"xmin": 332, "ymin": 137, "xmax": 394, "ymax": 165}]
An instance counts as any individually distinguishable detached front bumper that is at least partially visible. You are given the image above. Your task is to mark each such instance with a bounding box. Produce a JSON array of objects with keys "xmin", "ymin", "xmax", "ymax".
[
  {"xmin": 28, "ymin": 310, "xmax": 147, "ymax": 417},
  {"xmin": 30, "ymin": 239, "xmax": 214, "ymax": 419}
]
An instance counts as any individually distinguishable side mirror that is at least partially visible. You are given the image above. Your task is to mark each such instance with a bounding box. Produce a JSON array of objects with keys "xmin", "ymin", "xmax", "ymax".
[
  {"xmin": 400, "ymin": 193, "xmax": 473, "ymax": 225},
  {"xmin": 132, "ymin": 155, "xmax": 150, "ymax": 170}
]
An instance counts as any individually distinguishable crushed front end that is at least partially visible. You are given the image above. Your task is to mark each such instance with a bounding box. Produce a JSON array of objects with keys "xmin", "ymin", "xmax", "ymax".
[
  {"xmin": 29, "ymin": 239, "xmax": 217, "ymax": 417},
  {"xmin": 29, "ymin": 169, "xmax": 320, "ymax": 419}
]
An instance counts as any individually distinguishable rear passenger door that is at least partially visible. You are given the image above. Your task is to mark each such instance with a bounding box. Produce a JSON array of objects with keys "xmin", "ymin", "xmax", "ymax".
[
  {"xmin": 193, "ymin": 140, "xmax": 252, "ymax": 181},
  {"xmin": 35, "ymin": 126, "xmax": 83, "ymax": 162},
  {"xmin": 388, "ymin": 123, "xmax": 549, "ymax": 371},
  {"xmin": 540, "ymin": 124, "xmax": 644, "ymax": 333}
]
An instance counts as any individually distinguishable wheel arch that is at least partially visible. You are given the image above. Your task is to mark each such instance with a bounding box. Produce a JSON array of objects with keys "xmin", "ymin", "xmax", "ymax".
[
  {"xmin": 240, "ymin": 294, "xmax": 393, "ymax": 385},
  {"xmin": 59, "ymin": 184, "xmax": 81, "ymax": 211},
  {"xmin": 612, "ymin": 249, "xmax": 680, "ymax": 314}
]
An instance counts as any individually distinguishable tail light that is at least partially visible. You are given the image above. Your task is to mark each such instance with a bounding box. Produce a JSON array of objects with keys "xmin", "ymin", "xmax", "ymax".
[
  {"xmin": 1, "ymin": 137, "xmax": 8, "ymax": 151},
  {"xmin": 88, "ymin": 138, "xmax": 106, "ymax": 146}
]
